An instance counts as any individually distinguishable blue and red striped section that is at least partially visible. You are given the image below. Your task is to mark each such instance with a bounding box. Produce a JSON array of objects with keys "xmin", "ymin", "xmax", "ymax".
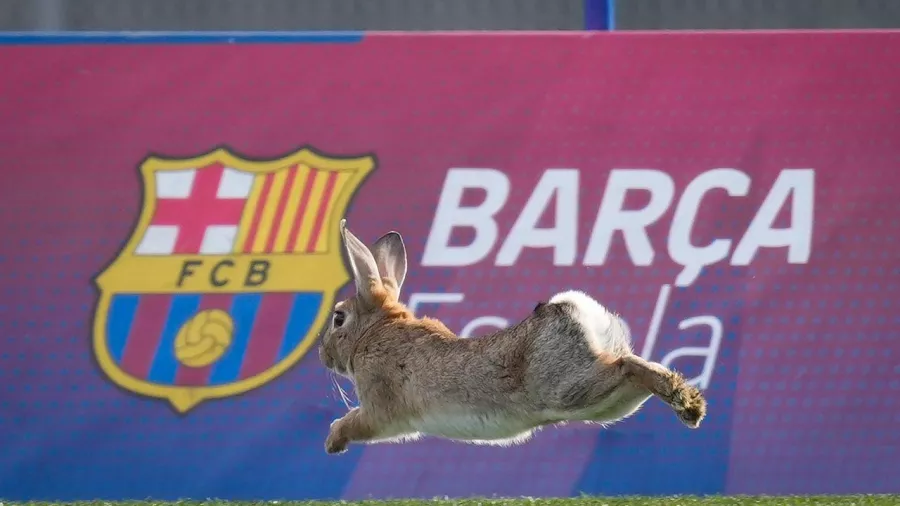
[{"xmin": 106, "ymin": 292, "xmax": 324, "ymax": 386}]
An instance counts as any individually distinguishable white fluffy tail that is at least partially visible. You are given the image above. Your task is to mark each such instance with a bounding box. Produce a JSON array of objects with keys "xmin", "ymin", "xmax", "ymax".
[{"xmin": 549, "ymin": 290, "xmax": 633, "ymax": 356}]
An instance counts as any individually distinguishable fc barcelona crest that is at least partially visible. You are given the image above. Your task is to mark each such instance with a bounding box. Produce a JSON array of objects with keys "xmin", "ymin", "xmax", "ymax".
[{"xmin": 92, "ymin": 146, "xmax": 375, "ymax": 413}]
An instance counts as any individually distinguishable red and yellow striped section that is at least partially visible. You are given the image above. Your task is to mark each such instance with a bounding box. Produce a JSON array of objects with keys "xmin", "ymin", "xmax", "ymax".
[{"xmin": 234, "ymin": 165, "xmax": 350, "ymax": 254}]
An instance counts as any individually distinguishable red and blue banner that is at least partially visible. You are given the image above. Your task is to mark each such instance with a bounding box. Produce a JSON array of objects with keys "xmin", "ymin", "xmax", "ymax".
[{"xmin": 0, "ymin": 30, "xmax": 898, "ymax": 500}]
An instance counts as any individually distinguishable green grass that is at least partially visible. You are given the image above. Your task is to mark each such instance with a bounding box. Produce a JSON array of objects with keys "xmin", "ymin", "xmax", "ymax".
[{"xmin": 7, "ymin": 497, "xmax": 900, "ymax": 506}]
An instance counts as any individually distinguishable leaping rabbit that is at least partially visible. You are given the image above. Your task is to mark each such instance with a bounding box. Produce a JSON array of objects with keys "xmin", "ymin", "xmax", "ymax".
[{"xmin": 319, "ymin": 220, "xmax": 707, "ymax": 454}]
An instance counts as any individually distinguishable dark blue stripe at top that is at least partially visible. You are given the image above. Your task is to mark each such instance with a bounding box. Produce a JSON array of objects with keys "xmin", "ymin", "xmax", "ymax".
[
  {"xmin": 0, "ymin": 31, "xmax": 364, "ymax": 45},
  {"xmin": 584, "ymin": 0, "xmax": 615, "ymax": 30}
]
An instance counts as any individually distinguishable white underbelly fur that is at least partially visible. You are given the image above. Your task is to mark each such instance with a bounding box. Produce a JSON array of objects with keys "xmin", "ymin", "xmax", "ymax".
[{"xmin": 412, "ymin": 409, "xmax": 537, "ymax": 444}]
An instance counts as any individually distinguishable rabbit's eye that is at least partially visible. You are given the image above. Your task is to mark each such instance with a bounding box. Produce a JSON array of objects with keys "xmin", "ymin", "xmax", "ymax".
[{"xmin": 332, "ymin": 310, "xmax": 346, "ymax": 328}]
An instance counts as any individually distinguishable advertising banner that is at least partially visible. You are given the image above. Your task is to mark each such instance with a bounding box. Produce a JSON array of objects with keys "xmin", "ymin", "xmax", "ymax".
[{"xmin": 0, "ymin": 31, "xmax": 898, "ymax": 500}]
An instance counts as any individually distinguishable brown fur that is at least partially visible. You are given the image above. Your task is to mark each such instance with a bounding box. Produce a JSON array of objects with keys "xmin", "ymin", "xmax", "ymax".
[{"xmin": 319, "ymin": 220, "xmax": 707, "ymax": 454}]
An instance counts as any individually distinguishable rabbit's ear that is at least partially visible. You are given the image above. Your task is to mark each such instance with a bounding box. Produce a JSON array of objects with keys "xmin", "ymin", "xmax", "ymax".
[
  {"xmin": 339, "ymin": 219, "xmax": 382, "ymax": 303},
  {"xmin": 371, "ymin": 231, "xmax": 407, "ymax": 298}
]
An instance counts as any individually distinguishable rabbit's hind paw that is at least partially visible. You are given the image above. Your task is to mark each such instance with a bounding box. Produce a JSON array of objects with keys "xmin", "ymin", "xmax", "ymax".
[{"xmin": 670, "ymin": 381, "xmax": 707, "ymax": 429}]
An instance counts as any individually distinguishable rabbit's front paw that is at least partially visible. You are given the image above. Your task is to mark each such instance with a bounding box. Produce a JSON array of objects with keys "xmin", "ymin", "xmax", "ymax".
[
  {"xmin": 325, "ymin": 432, "xmax": 349, "ymax": 454},
  {"xmin": 670, "ymin": 383, "xmax": 707, "ymax": 428},
  {"xmin": 325, "ymin": 421, "xmax": 349, "ymax": 454}
]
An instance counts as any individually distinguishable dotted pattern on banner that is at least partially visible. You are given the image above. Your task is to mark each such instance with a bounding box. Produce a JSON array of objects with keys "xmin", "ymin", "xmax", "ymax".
[{"xmin": 0, "ymin": 31, "xmax": 898, "ymax": 500}]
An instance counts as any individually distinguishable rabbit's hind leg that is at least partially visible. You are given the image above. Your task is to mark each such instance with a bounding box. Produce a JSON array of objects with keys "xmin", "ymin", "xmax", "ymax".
[
  {"xmin": 582, "ymin": 381, "xmax": 654, "ymax": 425},
  {"xmin": 548, "ymin": 354, "xmax": 651, "ymax": 425},
  {"xmin": 620, "ymin": 355, "xmax": 707, "ymax": 428}
]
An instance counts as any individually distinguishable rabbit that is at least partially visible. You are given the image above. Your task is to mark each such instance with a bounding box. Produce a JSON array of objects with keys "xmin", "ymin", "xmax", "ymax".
[{"xmin": 318, "ymin": 220, "xmax": 707, "ymax": 454}]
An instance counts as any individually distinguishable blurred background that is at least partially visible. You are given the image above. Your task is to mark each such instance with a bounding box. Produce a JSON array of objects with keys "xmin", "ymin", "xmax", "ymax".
[{"xmin": 3, "ymin": 0, "xmax": 900, "ymax": 32}]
